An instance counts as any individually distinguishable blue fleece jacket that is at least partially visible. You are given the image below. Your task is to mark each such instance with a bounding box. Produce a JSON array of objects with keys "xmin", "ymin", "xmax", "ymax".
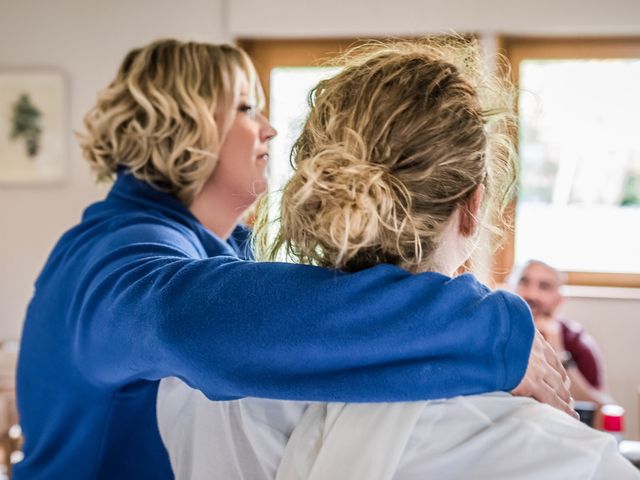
[{"xmin": 15, "ymin": 171, "xmax": 534, "ymax": 479}]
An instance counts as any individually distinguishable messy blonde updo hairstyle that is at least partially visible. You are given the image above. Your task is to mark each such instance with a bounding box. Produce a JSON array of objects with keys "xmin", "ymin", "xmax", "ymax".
[
  {"xmin": 257, "ymin": 38, "xmax": 516, "ymax": 273},
  {"xmin": 78, "ymin": 39, "xmax": 263, "ymax": 205}
]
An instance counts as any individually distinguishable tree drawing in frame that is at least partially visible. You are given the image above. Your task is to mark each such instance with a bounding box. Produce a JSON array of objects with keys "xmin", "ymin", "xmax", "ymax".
[
  {"xmin": 10, "ymin": 93, "xmax": 43, "ymax": 158},
  {"xmin": 0, "ymin": 70, "xmax": 66, "ymax": 184}
]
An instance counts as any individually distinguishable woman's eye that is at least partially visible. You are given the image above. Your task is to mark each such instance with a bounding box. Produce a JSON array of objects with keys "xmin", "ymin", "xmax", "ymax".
[{"xmin": 239, "ymin": 104, "xmax": 257, "ymax": 117}]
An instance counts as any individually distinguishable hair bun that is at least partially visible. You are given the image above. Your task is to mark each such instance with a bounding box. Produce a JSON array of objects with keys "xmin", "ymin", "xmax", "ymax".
[{"xmin": 278, "ymin": 142, "xmax": 411, "ymax": 271}]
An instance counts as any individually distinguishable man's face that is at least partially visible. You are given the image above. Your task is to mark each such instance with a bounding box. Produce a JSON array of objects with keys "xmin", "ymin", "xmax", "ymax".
[{"xmin": 515, "ymin": 263, "xmax": 563, "ymax": 318}]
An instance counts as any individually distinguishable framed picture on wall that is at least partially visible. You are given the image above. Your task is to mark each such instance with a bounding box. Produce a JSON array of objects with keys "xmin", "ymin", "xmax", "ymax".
[{"xmin": 0, "ymin": 69, "xmax": 67, "ymax": 185}]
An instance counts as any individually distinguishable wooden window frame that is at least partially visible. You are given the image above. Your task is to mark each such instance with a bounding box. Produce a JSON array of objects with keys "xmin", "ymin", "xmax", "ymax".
[
  {"xmin": 238, "ymin": 36, "xmax": 475, "ymax": 115},
  {"xmin": 498, "ymin": 36, "xmax": 640, "ymax": 288},
  {"xmin": 238, "ymin": 39, "xmax": 368, "ymax": 117}
]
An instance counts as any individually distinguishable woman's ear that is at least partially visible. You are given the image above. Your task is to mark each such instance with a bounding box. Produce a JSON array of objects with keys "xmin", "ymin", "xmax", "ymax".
[{"xmin": 459, "ymin": 184, "xmax": 485, "ymax": 237}]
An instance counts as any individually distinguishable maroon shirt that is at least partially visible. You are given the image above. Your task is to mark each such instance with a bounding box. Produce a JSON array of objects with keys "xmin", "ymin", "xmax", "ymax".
[{"xmin": 561, "ymin": 319, "xmax": 604, "ymax": 389}]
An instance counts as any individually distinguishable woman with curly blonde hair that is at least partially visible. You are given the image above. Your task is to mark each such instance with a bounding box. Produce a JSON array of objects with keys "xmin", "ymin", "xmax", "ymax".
[
  {"xmin": 158, "ymin": 40, "xmax": 636, "ymax": 479},
  {"xmin": 18, "ymin": 39, "xmax": 569, "ymax": 479}
]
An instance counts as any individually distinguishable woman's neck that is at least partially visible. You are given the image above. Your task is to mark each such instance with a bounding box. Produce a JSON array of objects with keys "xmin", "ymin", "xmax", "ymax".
[
  {"xmin": 416, "ymin": 209, "xmax": 470, "ymax": 277},
  {"xmin": 189, "ymin": 186, "xmax": 249, "ymax": 240}
]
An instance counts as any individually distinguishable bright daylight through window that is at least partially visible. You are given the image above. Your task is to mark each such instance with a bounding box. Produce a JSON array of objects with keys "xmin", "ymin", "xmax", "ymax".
[{"xmin": 516, "ymin": 59, "xmax": 640, "ymax": 273}]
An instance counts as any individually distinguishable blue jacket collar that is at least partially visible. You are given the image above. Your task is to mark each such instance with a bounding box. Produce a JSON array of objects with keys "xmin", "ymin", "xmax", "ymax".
[
  {"xmin": 107, "ymin": 169, "xmax": 197, "ymax": 224},
  {"xmin": 103, "ymin": 170, "xmax": 252, "ymax": 259}
]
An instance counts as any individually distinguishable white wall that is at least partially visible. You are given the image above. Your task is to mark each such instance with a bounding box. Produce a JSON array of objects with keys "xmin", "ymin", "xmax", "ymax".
[
  {"xmin": 229, "ymin": 0, "xmax": 640, "ymax": 38},
  {"xmin": 562, "ymin": 292, "xmax": 640, "ymax": 440},
  {"xmin": 0, "ymin": 0, "xmax": 230, "ymax": 340}
]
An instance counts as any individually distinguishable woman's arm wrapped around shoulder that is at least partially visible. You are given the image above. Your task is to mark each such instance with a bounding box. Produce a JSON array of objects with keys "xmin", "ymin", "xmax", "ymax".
[{"xmin": 71, "ymin": 222, "xmax": 535, "ymax": 403}]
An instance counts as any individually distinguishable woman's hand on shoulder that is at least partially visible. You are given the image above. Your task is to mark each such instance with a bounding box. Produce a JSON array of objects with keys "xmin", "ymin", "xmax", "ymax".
[{"xmin": 511, "ymin": 330, "xmax": 579, "ymax": 419}]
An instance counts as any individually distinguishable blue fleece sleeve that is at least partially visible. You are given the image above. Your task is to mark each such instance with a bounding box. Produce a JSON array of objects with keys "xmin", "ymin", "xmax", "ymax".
[
  {"xmin": 495, "ymin": 290, "xmax": 536, "ymax": 390},
  {"xmin": 73, "ymin": 230, "xmax": 534, "ymax": 402}
]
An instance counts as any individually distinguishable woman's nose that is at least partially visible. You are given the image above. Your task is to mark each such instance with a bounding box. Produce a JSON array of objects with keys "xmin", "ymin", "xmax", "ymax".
[
  {"xmin": 259, "ymin": 113, "xmax": 277, "ymax": 142},
  {"xmin": 264, "ymin": 124, "xmax": 277, "ymax": 141}
]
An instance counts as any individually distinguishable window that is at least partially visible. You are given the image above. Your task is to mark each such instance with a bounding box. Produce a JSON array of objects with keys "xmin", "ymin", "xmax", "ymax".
[
  {"xmin": 501, "ymin": 38, "xmax": 640, "ymax": 287},
  {"xmin": 268, "ymin": 66, "xmax": 341, "ymax": 194}
]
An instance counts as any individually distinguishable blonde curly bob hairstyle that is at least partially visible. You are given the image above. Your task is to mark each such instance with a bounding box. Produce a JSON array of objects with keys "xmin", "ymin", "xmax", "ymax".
[
  {"xmin": 78, "ymin": 39, "xmax": 263, "ymax": 205},
  {"xmin": 256, "ymin": 38, "xmax": 516, "ymax": 273}
]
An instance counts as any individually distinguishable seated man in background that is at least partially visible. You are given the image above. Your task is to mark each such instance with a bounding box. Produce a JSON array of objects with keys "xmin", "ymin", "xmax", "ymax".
[{"xmin": 515, "ymin": 259, "xmax": 613, "ymax": 407}]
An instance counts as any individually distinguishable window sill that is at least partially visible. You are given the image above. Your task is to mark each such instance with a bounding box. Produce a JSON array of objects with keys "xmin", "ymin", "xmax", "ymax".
[{"xmin": 562, "ymin": 285, "xmax": 640, "ymax": 300}]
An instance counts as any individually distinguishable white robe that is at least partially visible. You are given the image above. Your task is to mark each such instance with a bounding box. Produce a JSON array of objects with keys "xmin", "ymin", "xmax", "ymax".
[{"xmin": 157, "ymin": 378, "xmax": 638, "ymax": 479}]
